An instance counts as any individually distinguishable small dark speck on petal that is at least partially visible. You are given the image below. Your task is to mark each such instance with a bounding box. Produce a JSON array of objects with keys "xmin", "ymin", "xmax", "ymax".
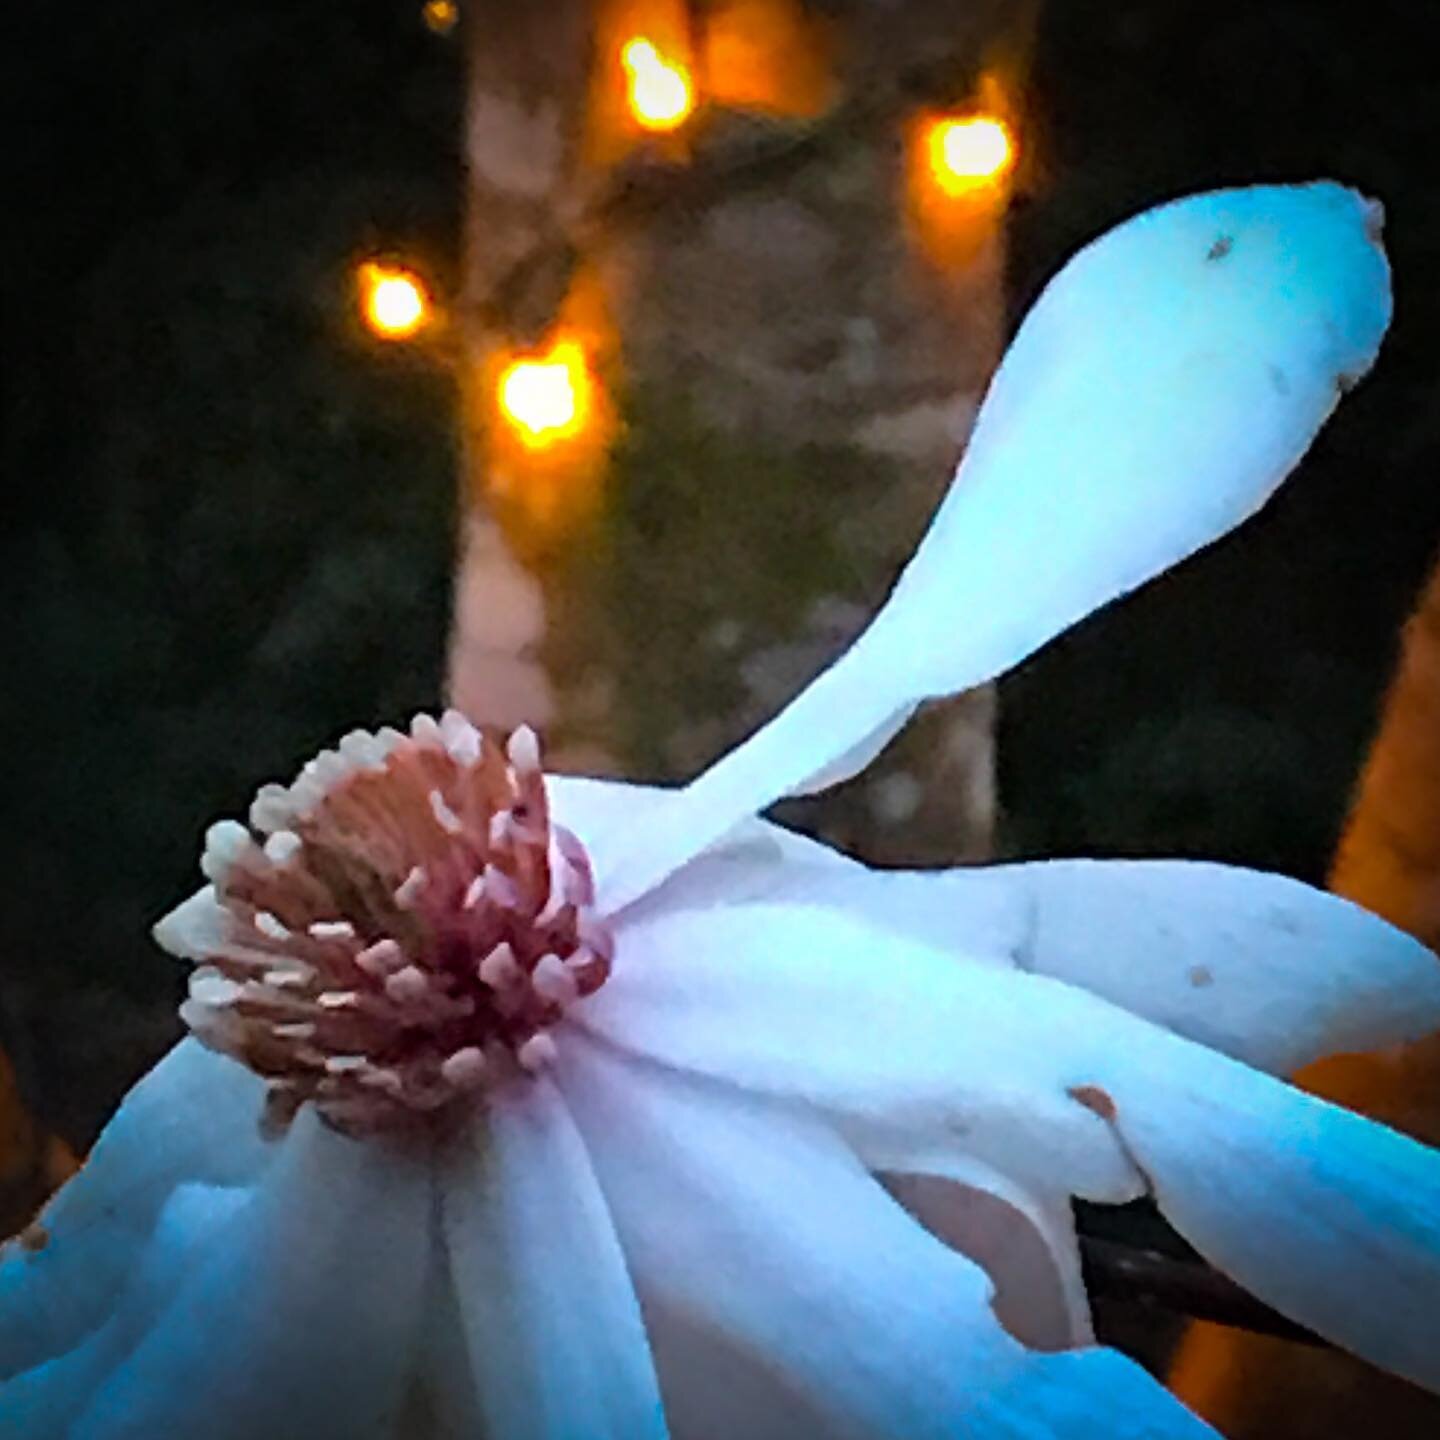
[
  {"xmin": 1188, "ymin": 965, "xmax": 1214, "ymax": 988},
  {"xmin": 1068, "ymin": 1083, "xmax": 1117, "ymax": 1121},
  {"xmin": 1268, "ymin": 365, "xmax": 1290, "ymax": 396},
  {"xmin": 19, "ymin": 1222, "xmax": 49, "ymax": 1253},
  {"xmin": 1271, "ymin": 907, "xmax": 1304, "ymax": 937},
  {"xmin": 1206, "ymin": 235, "xmax": 1234, "ymax": 261}
]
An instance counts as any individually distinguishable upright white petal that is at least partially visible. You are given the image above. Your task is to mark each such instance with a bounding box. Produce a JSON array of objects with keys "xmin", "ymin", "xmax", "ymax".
[
  {"xmin": 0, "ymin": 1183, "xmax": 249, "ymax": 1437},
  {"xmin": 440, "ymin": 1077, "xmax": 668, "ymax": 1440},
  {"xmin": 546, "ymin": 774, "xmax": 660, "ymax": 848},
  {"xmin": 556, "ymin": 1037, "xmax": 1217, "ymax": 1439},
  {"xmin": 593, "ymin": 182, "xmax": 1391, "ymax": 914},
  {"xmin": 0, "ymin": 1039, "xmax": 270, "ymax": 1380},
  {"xmin": 547, "ymin": 773, "xmax": 838, "ymax": 881},
  {"xmin": 68, "ymin": 1108, "xmax": 432, "ymax": 1440}
]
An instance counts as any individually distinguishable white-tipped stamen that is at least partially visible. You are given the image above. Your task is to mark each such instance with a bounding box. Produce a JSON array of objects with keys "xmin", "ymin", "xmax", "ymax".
[
  {"xmin": 250, "ymin": 785, "xmax": 295, "ymax": 834},
  {"xmin": 189, "ymin": 970, "xmax": 242, "ymax": 1007},
  {"xmin": 429, "ymin": 790, "xmax": 464, "ymax": 836},
  {"xmin": 263, "ymin": 828, "xmax": 303, "ymax": 865},
  {"xmin": 200, "ymin": 819, "xmax": 253, "ymax": 882},
  {"xmin": 355, "ymin": 938, "xmax": 406, "ymax": 977},
  {"xmin": 310, "ymin": 750, "xmax": 350, "ymax": 789},
  {"xmin": 506, "ymin": 724, "xmax": 541, "ymax": 775},
  {"xmin": 308, "ymin": 919, "xmax": 356, "ymax": 942},
  {"xmin": 385, "ymin": 966, "xmax": 432, "ymax": 1005},
  {"xmin": 440, "ymin": 1047, "xmax": 487, "ymax": 1088},
  {"xmin": 483, "ymin": 863, "xmax": 519, "ymax": 910},
  {"xmin": 532, "ymin": 952, "xmax": 580, "ymax": 1007},
  {"xmin": 409, "ymin": 712, "xmax": 442, "ymax": 747},
  {"xmin": 394, "ymin": 866, "xmax": 428, "ymax": 909},
  {"xmin": 339, "ymin": 729, "xmax": 388, "ymax": 771},
  {"xmin": 161, "ymin": 717, "xmax": 607, "ymax": 1136},
  {"xmin": 440, "ymin": 708, "xmax": 481, "ymax": 765},
  {"xmin": 478, "ymin": 941, "xmax": 522, "ymax": 990},
  {"xmin": 254, "ymin": 911, "xmax": 290, "ymax": 942},
  {"xmin": 517, "ymin": 1033, "xmax": 558, "ymax": 1072},
  {"xmin": 264, "ymin": 966, "xmax": 313, "ymax": 989}
]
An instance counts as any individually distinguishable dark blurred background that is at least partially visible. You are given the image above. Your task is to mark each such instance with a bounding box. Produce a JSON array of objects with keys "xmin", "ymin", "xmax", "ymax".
[{"xmin": 3, "ymin": 0, "xmax": 1436, "ymax": 1152}]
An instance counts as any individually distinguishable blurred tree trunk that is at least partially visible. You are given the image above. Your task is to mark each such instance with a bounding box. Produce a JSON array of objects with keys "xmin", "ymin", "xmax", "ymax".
[
  {"xmin": 449, "ymin": 0, "xmax": 1039, "ymax": 864},
  {"xmin": 1170, "ymin": 552, "xmax": 1440, "ymax": 1435},
  {"xmin": 446, "ymin": 0, "xmax": 591, "ymax": 742}
]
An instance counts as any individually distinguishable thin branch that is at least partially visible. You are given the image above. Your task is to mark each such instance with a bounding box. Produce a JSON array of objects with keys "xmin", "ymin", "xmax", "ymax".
[
  {"xmin": 466, "ymin": 50, "xmax": 983, "ymax": 335},
  {"xmin": 592, "ymin": 50, "xmax": 977, "ymax": 231},
  {"xmin": 1075, "ymin": 1212, "xmax": 1327, "ymax": 1347}
]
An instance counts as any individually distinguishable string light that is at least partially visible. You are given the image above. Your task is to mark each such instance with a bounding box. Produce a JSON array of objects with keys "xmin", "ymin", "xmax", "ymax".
[
  {"xmin": 621, "ymin": 37, "xmax": 694, "ymax": 132},
  {"xmin": 357, "ymin": 262, "xmax": 431, "ymax": 342},
  {"xmin": 925, "ymin": 115, "xmax": 1014, "ymax": 196},
  {"xmin": 497, "ymin": 338, "xmax": 593, "ymax": 449},
  {"xmin": 421, "ymin": 0, "xmax": 458, "ymax": 36}
]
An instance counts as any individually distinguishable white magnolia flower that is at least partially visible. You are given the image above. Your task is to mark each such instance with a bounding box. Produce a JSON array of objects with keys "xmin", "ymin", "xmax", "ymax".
[{"xmin": 5, "ymin": 181, "xmax": 1439, "ymax": 1440}]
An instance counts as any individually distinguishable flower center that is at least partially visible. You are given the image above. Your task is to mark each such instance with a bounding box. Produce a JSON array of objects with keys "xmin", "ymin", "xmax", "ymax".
[{"xmin": 166, "ymin": 713, "xmax": 611, "ymax": 1136}]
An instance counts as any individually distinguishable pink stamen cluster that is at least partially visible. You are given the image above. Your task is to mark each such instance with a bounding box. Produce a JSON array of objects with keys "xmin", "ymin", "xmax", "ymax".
[{"xmin": 159, "ymin": 713, "xmax": 611, "ymax": 1137}]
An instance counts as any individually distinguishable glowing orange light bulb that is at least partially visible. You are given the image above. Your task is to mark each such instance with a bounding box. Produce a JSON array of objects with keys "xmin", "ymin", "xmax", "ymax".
[
  {"xmin": 421, "ymin": 0, "xmax": 458, "ymax": 35},
  {"xmin": 926, "ymin": 115, "xmax": 1014, "ymax": 196},
  {"xmin": 358, "ymin": 263, "xmax": 430, "ymax": 341},
  {"xmin": 497, "ymin": 339, "xmax": 593, "ymax": 449},
  {"xmin": 621, "ymin": 37, "xmax": 694, "ymax": 132}
]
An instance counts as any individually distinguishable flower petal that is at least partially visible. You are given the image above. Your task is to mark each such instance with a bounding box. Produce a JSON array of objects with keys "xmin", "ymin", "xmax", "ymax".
[
  {"xmin": 0, "ymin": 1183, "xmax": 249, "ymax": 1437},
  {"xmin": 399, "ymin": 1229, "xmax": 485, "ymax": 1439},
  {"xmin": 546, "ymin": 774, "xmax": 659, "ymax": 848},
  {"xmin": 697, "ymin": 854, "xmax": 1440, "ymax": 1075},
  {"xmin": 68, "ymin": 1107, "xmax": 432, "ymax": 1440},
  {"xmin": 555, "ymin": 1036, "xmax": 1217, "ymax": 1439},
  {"xmin": 999, "ymin": 859, "xmax": 1440, "ymax": 1074},
  {"xmin": 1090, "ymin": 1029, "xmax": 1440, "ymax": 1393},
  {"xmin": 593, "ymin": 182, "xmax": 1392, "ymax": 914},
  {"xmin": 580, "ymin": 902, "xmax": 1144, "ymax": 1202},
  {"xmin": 623, "ymin": 837, "xmax": 1018, "ymax": 958},
  {"xmin": 547, "ymin": 773, "xmax": 837, "ymax": 877},
  {"xmin": 584, "ymin": 900, "xmax": 1440, "ymax": 1387},
  {"xmin": 0, "ymin": 1039, "xmax": 270, "ymax": 1380},
  {"xmin": 880, "ymin": 1160, "xmax": 1093, "ymax": 1351},
  {"xmin": 439, "ymin": 1076, "xmax": 668, "ymax": 1440}
]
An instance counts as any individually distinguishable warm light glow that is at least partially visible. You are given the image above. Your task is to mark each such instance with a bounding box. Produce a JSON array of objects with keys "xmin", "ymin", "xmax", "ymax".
[
  {"xmin": 927, "ymin": 115, "xmax": 1014, "ymax": 195},
  {"xmin": 703, "ymin": 0, "xmax": 833, "ymax": 117},
  {"xmin": 358, "ymin": 263, "xmax": 430, "ymax": 341},
  {"xmin": 497, "ymin": 339, "xmax": 593, "ymax": 449},
  {"xmin": 421, "ymin": 0, "xmax": 458, "ymax": 35},
  {"xmin": 621, "ymin": 37, "xmax": 694, "ymax": 131}
]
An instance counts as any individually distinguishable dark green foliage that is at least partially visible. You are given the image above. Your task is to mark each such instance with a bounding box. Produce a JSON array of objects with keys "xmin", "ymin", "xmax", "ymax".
[{"xmin": 3, "ymin": 3, "xmax": 463, "ymax": 1137}]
